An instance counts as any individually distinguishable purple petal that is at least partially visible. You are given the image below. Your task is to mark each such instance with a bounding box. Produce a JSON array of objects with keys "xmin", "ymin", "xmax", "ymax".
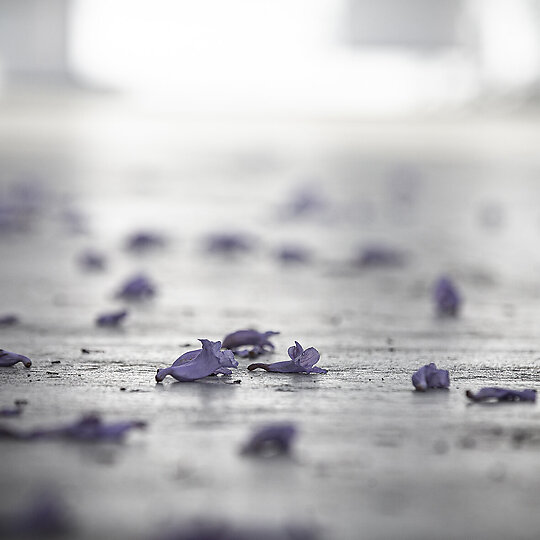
[
  {"xmin": 466, "ymin": 387, "xmax": 536, "ymax": 403},
  {"xmin": 95, "ymin": 310, "xmax": 128, "ymax": 327},
  {"xmin": 356, "ymin": 246, "xmax": 404, "ymax": 268},
  {"xmin": 0, "ymin": 349, "xmax": 32, "ymax": 368},
  {"xmin": 125, "ymin": 231, "xmax": 166, "ymax": 252},
  {"xmin": 249, "ymin": 342, "xmax": 326, "ymax": 374},
  {"xmin": 434, "ymin": 276, "xmax": 460, "ymax": 317},
  {"xmin": 241, "ymin": 423, "xmax": 297, "ymax": 456},
  {"xmin": 222, "ymin": 329, "xmax": 279, "ymax": 350},
  {"xmin": 412, "ymin": 363, "xmax": 450, "ymax": 391},
  {"xmin": 156, "ymin": 339, "xmax": 238, "ymax": 382},
  {"xmin": 277, "ymin": 246, "xmax": 311, "ymax": 263},
  {"xmin": 0, "ymin": 414, "xmax": 146, "ymax": 441},
  {"xmin": 288, "ymin": 341, "xmax": 304, "ymax": 361},
  {"xmin": 0, "ymin": 314, "xmax": 19, "ymax": 326},
  {"xmin": 78, "ymin": 250, "xmax": 106, "ymax": 271},
  {"xmin": 205, "ymin": 233, "xmax": 253, "ymax": 255},
  {"xmin": 116, "ymin": 274, "xmax": 156, "ymax": 301}
]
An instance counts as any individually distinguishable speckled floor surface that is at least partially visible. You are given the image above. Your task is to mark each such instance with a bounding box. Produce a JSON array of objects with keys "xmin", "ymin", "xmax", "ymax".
[{"xmin": 2, "ymin": 93, "xmax": 540, "ymax": 539}]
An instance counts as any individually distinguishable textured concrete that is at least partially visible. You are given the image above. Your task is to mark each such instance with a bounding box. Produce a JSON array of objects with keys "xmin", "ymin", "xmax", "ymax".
[{"xmin": 2, "ymin": 94, "xmax": 540, "ymax": 539}]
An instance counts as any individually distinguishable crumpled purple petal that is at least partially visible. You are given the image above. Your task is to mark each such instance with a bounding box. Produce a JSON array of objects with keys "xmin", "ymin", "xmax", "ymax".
[
  {"xmin": 0, "ymin": 349, "xmax": 32, "ymax": 368},
  {"xmin": 0, "ymin": 314, "xmax": 19, "ymax": 326},
  {"xmin": 156, "ymin": 339, "xmax": 239, "ymax": 382},
  {"xmin": 0, "ymin": 413, "xmax": 146, "ymax": 441},
  {"xmin": 412, "ymin": 363, "xmax": 450, "ymax": 391},
  {"xmin": 434, "ymin": 276, "xmax": 460, "ymax": 317},
  {"xmin": 277, "ymin": 246, "xmax": 311, "ymax": 264},
  {"xmin": 466, "ymin": 387, "xmax": 537, "ymax": 403},
  {"xmin": 241, "ymin": 423, "xmax": 297, "ymax": 456},
  {"xmin": 248, "ymin": 341, "xmax": 327, "ymax": 374},
  {"xmin": 0, "ymin": 490, "xmax": 74, "ymax": 537},
  {"xmin": 95, "ymin": 309, "xmax": 128, "ymax": 327},
  {"xmin": 356, "ymin": 246, "xmax": 404, "ymax": 268},
  {"xmin": 222, "ymin": 329, "xmax": 279, "ymax": 352},
  {"xmin": 78, "ymin": 250, "xmax": 106, "ymax": 271},
  {"xmin": 125, "ymin": 231, "xmax": 166, "ymax": 252},
  {"xmin": 116, "ymin": 274, "xmax": 156, "ymax": 301},
  {"xmin": 157, "ymin": 521, "xmax": 317, "ymax": 540},
  {"xmin": 205, "ymin": 233, "xmax": 253, "ymax": 255}
]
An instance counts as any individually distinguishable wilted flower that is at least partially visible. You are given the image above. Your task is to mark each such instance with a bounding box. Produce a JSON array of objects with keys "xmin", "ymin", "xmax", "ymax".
[
  {"xmin": 78, "ymin": 250, "xmax": 106, "ymax": 271},
  {"xmin": 95, "ymin": 310, "xmax": 128, "ymax": 327},
  {"xmin": 466, "ymin": 387, "xmax": 536, "ymax": 403},
  {"xmin": 434, "ymin": 277, "xmax": 460, "ymax": 317},
  {"xmin": 116, "ymin": 274, "xmax": 156, "ymax": 301},
  {"xmin": 155, "ymin": 339, "xmax": 238, "ymax": 382},
  {"xmin": 412, "ymin": 363, "xmax": 450, "ymax": 391},
  {"xmin": 0, "ymin": 349, "xmax": 32, "ymax": 368},
  {"xmin": 222, "ymin": 329, "xmax": 279, "ymax": 355},
  {"xmin": 0, "ymin": 314, "xmax": 19, "ymax": 326},
  {"xmin": 276, "ymin": 246, "xmax": 311, "ymax": 264},
  {"xmin": 0, "ymin": 490, "xmax": 74, "ymax": 537},
  {"xmin": 241, "ymin": 423, "xmax": 297, "ymax": 456},
  {"xmin": 205, "ymin": 233, "xmax": 253, "ymax": 255},
  {"xmin": 247, "ymin": 341, "xmax": 327, "ymax": 374},
  {"xmin": 0, "ymin": 413, "xmax": 146, "ymax": 441},
  {"xmin": 125, "ymin": 231, "xmax": 166, "ymax": 252},
  {"xmin": 356, "ymin": 246, "xmax": 404, "ymax": 268}
]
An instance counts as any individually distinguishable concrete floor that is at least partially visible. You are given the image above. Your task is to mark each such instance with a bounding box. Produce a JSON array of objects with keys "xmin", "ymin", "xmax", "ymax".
[{"xmin": 2, "ymin": 93, "xmax": 540, "ymax": 539}]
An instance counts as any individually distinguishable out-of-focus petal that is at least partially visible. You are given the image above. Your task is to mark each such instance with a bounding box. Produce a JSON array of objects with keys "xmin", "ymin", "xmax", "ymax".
[
  {"xmin": 241, "ymin": 423, "xmax": 297, "ymax": 456},
  {"xmin": 466, "ymin": 387, "xmax": 536, "ymax": 403}
]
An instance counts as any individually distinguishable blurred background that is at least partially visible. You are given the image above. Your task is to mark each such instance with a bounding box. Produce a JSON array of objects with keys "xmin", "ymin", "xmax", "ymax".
[
  {"xmin": 1, "ymin": 0, "xmax": 540, "ymax": 114},
  {"xmin": 3, "ymin": 2, "xmax": 540, "ymax": 540}
]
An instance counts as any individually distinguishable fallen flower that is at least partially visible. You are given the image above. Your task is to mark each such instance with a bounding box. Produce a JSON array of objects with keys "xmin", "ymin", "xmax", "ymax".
[
  {"xmin": 0, "ymin": 490, "xmax": 74, "ymax": 537},
  {"xmin": 276, "ymin": 246, "xmax": 311, "ymax": 264},
  {"xmin": 222, "ymin": 329, "xmax": 279, "ymax": 353},
  {"xmin": 95, "ymin": 309, "xmax": 128, "ymax": 327},
  {"xmin": 247, "ymin": 341, "xmax": 327, "ymax": 374},
  {"xmin": 0, "ymin": 314, "xmax": 19, "ymax": 326},
  {"xmin": 155, "ymin": 339, "xmax": 238, "ymax": 382},
  {"xmin": 412, "ymin": 363, "xmax": 450, "ymax": 391},
  {"xmin": 241, "ymin": 423, "xmax": 297, "ymax": 456},
  {"xmin": 434, "ymin": 276, "xmax": 460, "ymax": 317},
  {"xmin": 78, "ymin": 250, "xmax": 106, "ymax": 271},
  {"xmin": 116, "ymin": 274, "xmax": 156, "ymax": 301},
  {"xmin": 0, "ymin": 349, "xmax": 32, "ymax": 368},
  {"xmin": 466, "ymin": 388, "xmax": 536, "ymax": 403},
  {"xmin": 205, "ymin": 233, "xmax": 252, "ymax": 255},
  {"xmin": 0, "ymin": 413, "xmax": 146, "ymax": 441},
  {"xmin": 356, "ymin": 246, "xmax": 404, "ymax": 268},
  {"xmin": 125, "ymin": 231, "xmax": 165, "ymax": 252}
]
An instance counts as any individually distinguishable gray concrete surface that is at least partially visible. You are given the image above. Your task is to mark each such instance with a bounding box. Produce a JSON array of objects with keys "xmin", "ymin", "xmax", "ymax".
[{"xmin": 2, "ymin": 94, "xmax": 540, "ymax": 539}]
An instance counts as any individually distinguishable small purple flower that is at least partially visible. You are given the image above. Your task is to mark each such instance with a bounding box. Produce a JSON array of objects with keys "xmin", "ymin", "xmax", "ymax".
[
  {"xmin": 155, "ymin": 339, "xmax": 239, "ymax": 382},
  {"xmin": 78, "ymin": 250, "xmax": 106, "ymax": 271},
  {"xmin": 0, "ymin": 414, "xmax": 146, "ymax": 441},
  {"xmin": 0, "ymin": 349, "xmax": 32, "ymax": 368},
  {"xmin": 95, "ymin": 309, "xmax": 128, "ymax": 327},
  {"xmin": 277, "ymin": 246, "xmax": 311, "ymax": 264},
  {"xmin": 0, "ymin": 314, "xmax": 19, "ymax": 326},
  {"xmin": 356, "ymin": 246, "xmax": 404, "ymax": 268},
  {"xmin": 0, "ymin": 490, "xmax": 74, "ymax": 537},
  {"xmin": 466, "ymin": 388, "xmax": 536, "ymax": 403},
  {"xmin": 125, "ymin": 231, "xmax": 166, "ymax": 252},
  {"xmin": 205, "ymin": 233, "xmax": 253, "ymax": 255},
  {"xmin": 412, "ymin": 363, "xmax": 450, "ymax": 391},
  {"xmin": 241, "ymin": 423, "xmax": 297, "ymax": 456},
  {"xmin": 248, "ymin": 341, "xmax": 327, "ymax": 374},
  {"xmin": 116, "ymin": 274, "xmax": 156, "ymax": 301},
  {"xmin": 222, "ymin": 329, "xmax": 279, "ymax": 352},
  {"xmin": 434, "ymin": 276, "xmax": 460, "ymax": 317}
]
